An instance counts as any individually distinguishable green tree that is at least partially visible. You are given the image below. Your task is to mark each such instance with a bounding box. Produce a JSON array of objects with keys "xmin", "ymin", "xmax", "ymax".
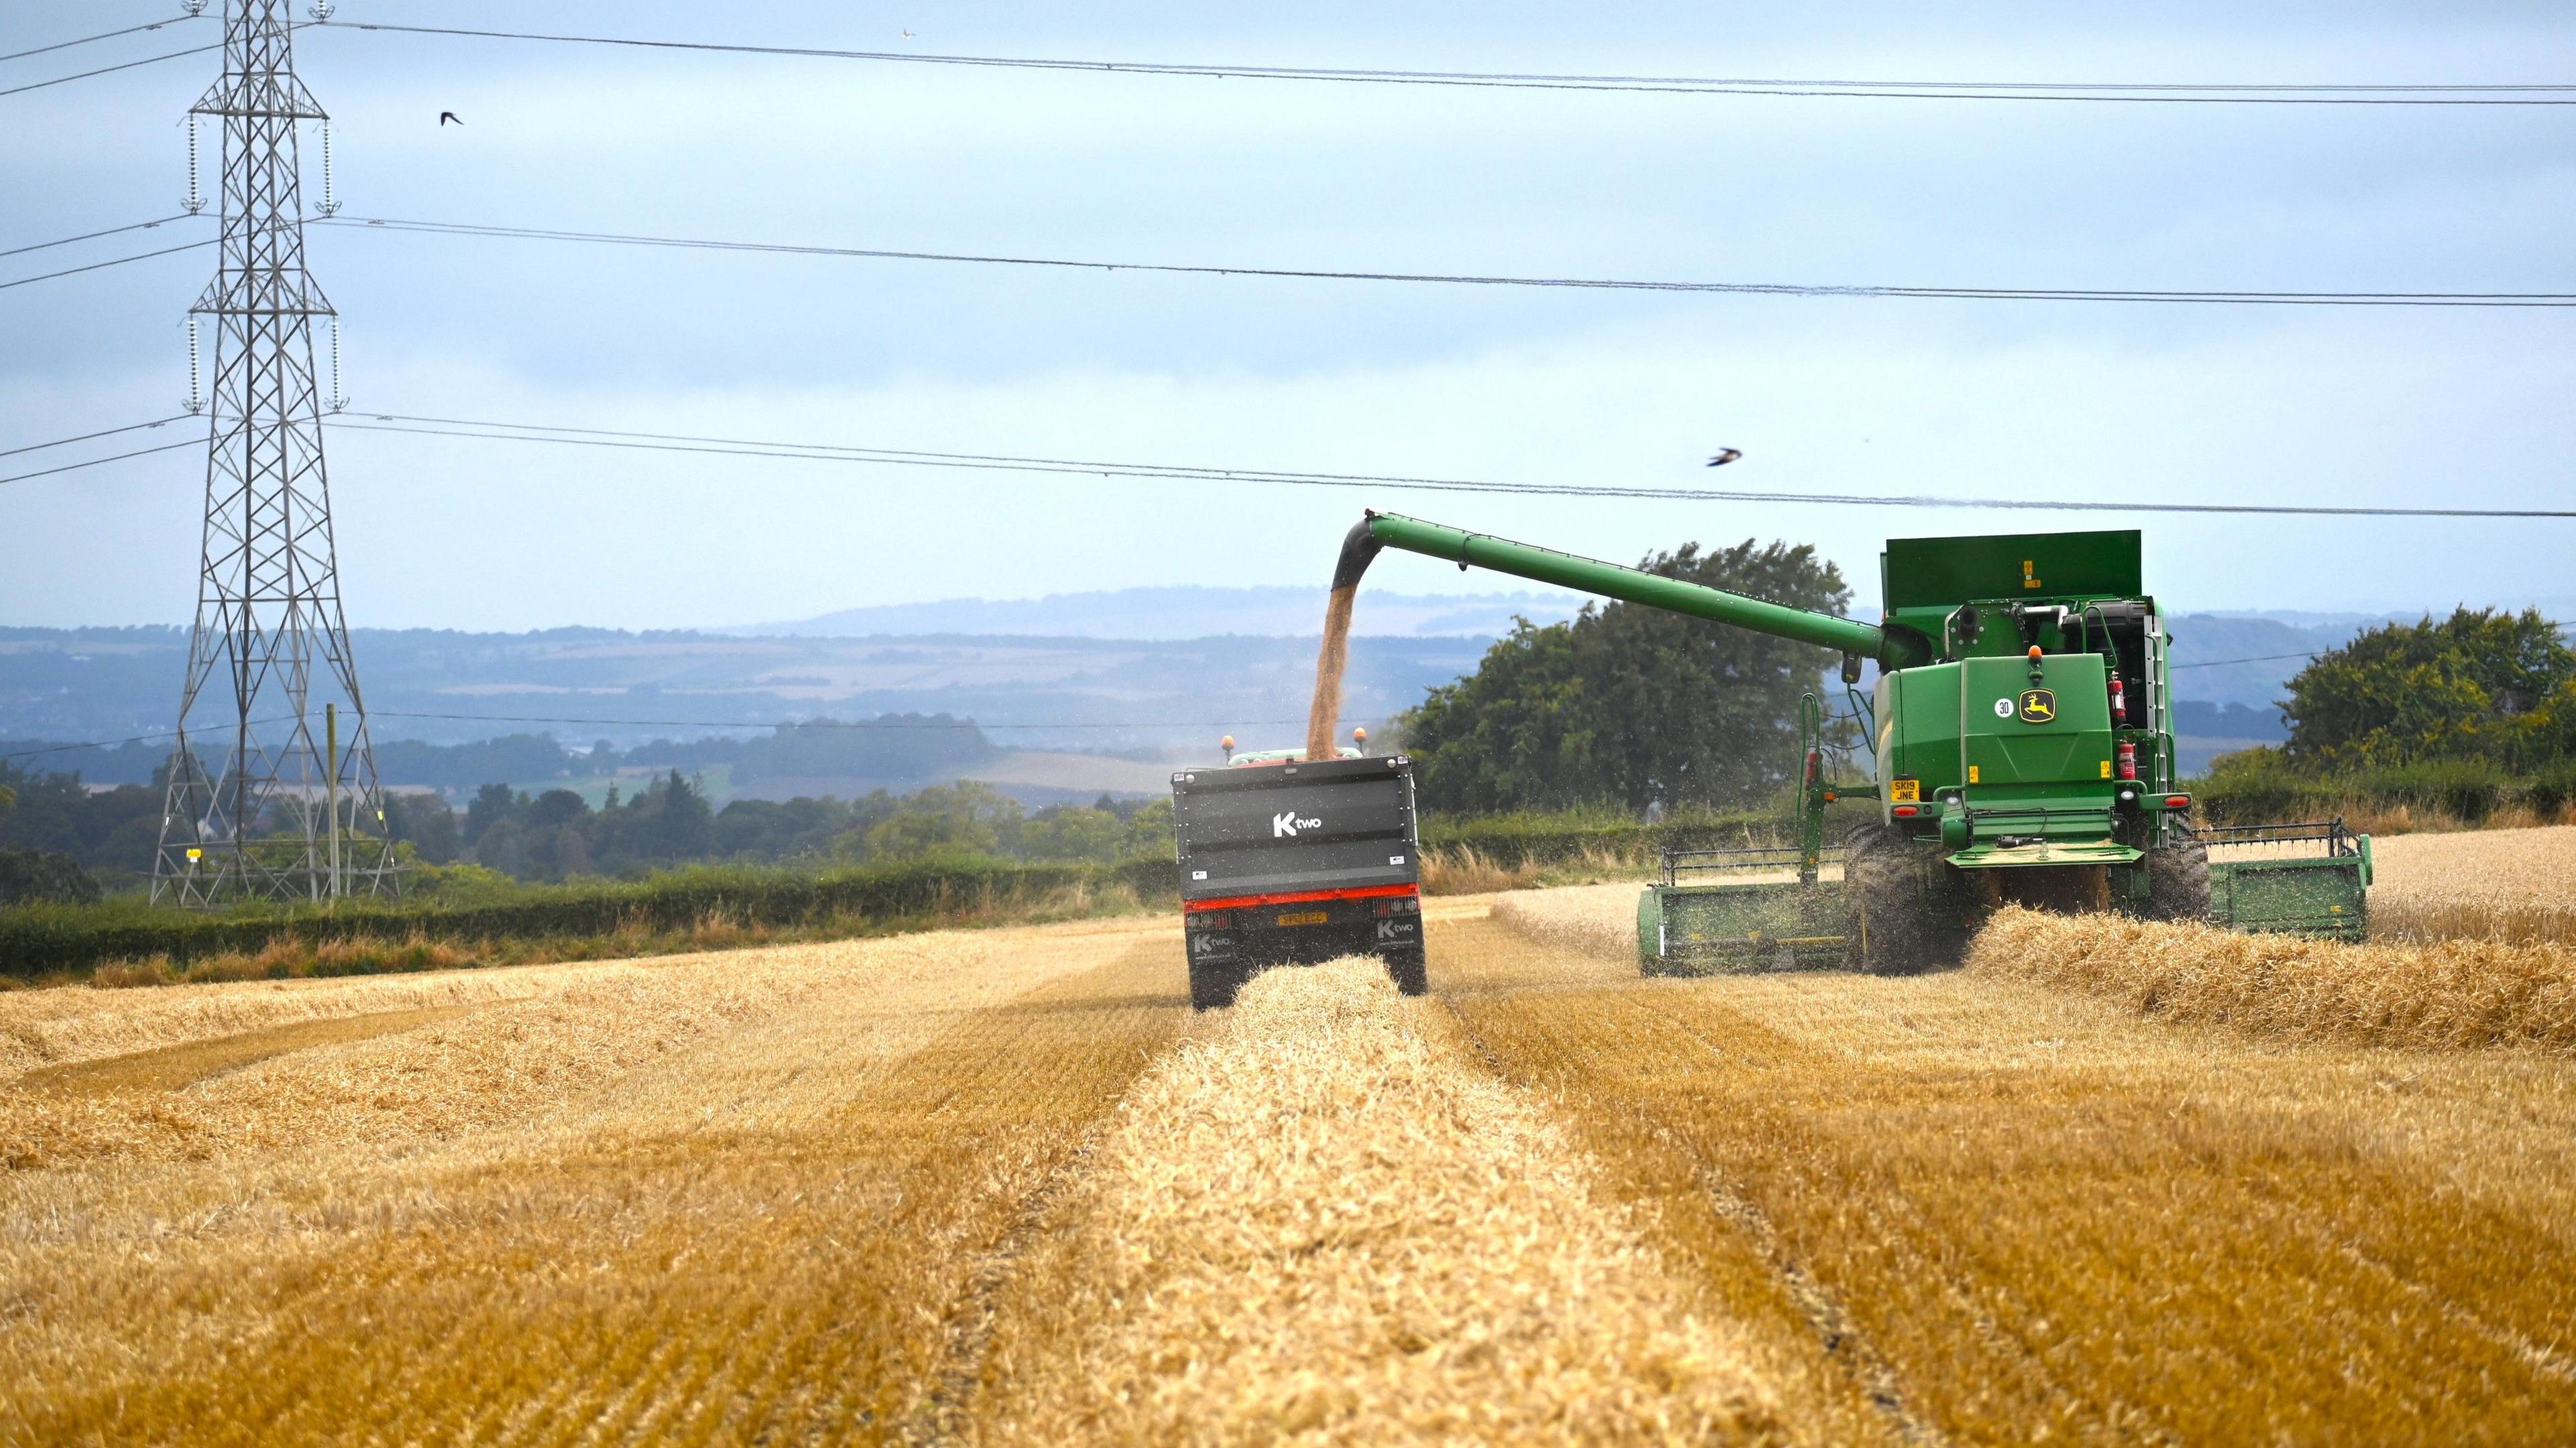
[
  {"xmin": 860, "ymin": 781, "xmax": 1023, "ymax": 862},
  {"xmin": 1018, "ymin": 805, "xmax": 1125, "ymax": 862},
  {"xmin": 2284, "ymin": 608, "xmax": 2576, "ymax": 768},
  {"xmin": 1398, "ymin": 539, "xmax": 1851, "ymax": 814}
]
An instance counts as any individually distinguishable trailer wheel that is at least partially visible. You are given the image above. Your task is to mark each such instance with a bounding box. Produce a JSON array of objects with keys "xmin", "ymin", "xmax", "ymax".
[
  {"xmin": 1188, "ymin": 958, "xmax": 1248, "ymax": 1011},
  {"xmin": 1841, "ymin": 822, "xmax": 1971, "ymax": 974},
  {"xmin": 1383, "ymin": 947, "xmax": 1428, "ymax": 997},
  {"xmin": 2142, "ymin": 834, "xmax": 2212, "ymax": 924}
]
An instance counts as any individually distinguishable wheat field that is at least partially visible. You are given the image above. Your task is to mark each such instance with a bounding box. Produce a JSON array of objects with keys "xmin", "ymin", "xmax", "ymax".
[{"xmin": 7, "ymin": 846, "xmax": 2575, "ymax": 1443}]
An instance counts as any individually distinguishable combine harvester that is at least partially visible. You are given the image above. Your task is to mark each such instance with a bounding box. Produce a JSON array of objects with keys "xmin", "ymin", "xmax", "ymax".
[{"xmin": 1331, "ymin": 511, "xmax": 2371, "ymax": 973}]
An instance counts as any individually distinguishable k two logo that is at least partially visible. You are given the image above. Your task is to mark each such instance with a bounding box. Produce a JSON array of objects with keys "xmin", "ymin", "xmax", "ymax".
[{"xmin": 1272, "ymin": 812, "xmax": 1323, "ymax": 838}]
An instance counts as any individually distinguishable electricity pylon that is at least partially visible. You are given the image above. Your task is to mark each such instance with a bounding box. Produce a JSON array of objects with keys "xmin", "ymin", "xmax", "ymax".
[{"xmin": 156, "ymin": 0, "xmax": 396, "ymax": 905}]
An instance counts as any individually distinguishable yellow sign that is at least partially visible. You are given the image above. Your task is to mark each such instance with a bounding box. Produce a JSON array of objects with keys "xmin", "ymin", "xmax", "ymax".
[
  {"xmin": 1968, "ymin": 765, "xmax": 1981, "ymax": 784},
  {"xmin": 1275, "ymin": 910, "xmax": 1330, "ymax": 927},
  {"xmin": 2018, "ymin": 688, "xmax": 2057, "ymax": 724},
  {"xmin": 184, "ymin": 847, "xmax": 202, "ymax": 862},
  {"xmin": 2023, "ymin": 559, "xmax": 2043, "ymax": 590},
  {"xmin": 2100, "ymin": 760, "xmax": 2113, "ymax": 779},
  {"xmin": 1888, "ymin": 777, "xmax": 1920, "ymax": 803}
]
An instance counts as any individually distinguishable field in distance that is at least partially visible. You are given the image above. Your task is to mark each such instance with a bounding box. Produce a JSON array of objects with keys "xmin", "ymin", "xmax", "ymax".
[{"xmin": 3, "ymin": 832, "xmax": 2571, "ymax": 1444}]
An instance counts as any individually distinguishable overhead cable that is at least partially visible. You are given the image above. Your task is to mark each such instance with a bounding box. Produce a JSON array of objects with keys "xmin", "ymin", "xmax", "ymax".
[
  {"xmin": 318, "ymin": 214, "xmax": 2576, "ymax": 309},
  {"xmin": 0, "ymin": 17, "xmax": 202, "ymax": 66},
  {"xmin": 0, "ymin": 214, "xmax": 201, "ymax": 260},
  {"xmin": 0, "ymin": 438, "xmax": 201, "ymax": 488},
  {"xmin": 0, "ymin": 39, "xmax": 228, "ymax": 99},
  {"xmin": 0, "ymin": 236, "xmax": 217, "ymax": 291},
  {"xmin": 0, "ymin": 415, "xmax": 198, "ymax": 461},
  {"xmin": 318, "ymin": 21, "xmax": 2576, "ymax": 106},
  {"xmin": 324, "ymin": 410, "xmax": 2576, "ymax": 518}
]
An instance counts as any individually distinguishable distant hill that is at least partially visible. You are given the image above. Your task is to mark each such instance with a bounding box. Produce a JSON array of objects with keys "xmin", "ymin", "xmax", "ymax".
[{"xmin": 732, "ymin": 586, "xmax": 1585, "ymax": 641}]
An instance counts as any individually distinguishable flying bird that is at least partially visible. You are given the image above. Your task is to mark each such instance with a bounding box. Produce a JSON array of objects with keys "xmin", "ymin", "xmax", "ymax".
[
  {"xmin": 900, "ymin": 30, "xmax": 916, "ymax": 39},
  {"xmin": 438, "ymin": 111, "xmax": 462, "ymax": 126},
  {"xmin": 1705, "ymin": 448, "xmax": 1743, "ymax": 467}
]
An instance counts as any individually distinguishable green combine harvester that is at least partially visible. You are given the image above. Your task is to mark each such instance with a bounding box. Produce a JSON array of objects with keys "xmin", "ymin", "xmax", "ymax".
[{"xmin": 1332, "ymin": 510, "xmax": 2372, "ymax": 972}]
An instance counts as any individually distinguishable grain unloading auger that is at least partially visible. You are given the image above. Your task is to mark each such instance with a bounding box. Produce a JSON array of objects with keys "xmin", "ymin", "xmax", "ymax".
[{"xmin": 1334, "ymin": 510, "xmax": 2371, "ymax": 972}]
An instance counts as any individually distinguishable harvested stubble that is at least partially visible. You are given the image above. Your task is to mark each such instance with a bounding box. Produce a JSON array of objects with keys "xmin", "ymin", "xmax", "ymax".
[
  {"xmin": 1462, "ymin": 897, "xmax": 2576, "ymax": 1443},
  {"xmin": 1971, "ymin": 904, "xmax": 2576, "ymax": 1053},
  {"xmin": 1, "ymin": 915, "xmax": 1192, "ymax": 1445},
  {"xmin": 2369, "ymin": 823, "xmax": 2576, "ymax": 946},
  {"xmin": 969, "ymin": 955, "xmax": 1788, "ymax": 1447},
  {"xmin": 1490, "ymin": 881, "xmax": 1645, "ymax": 959}
]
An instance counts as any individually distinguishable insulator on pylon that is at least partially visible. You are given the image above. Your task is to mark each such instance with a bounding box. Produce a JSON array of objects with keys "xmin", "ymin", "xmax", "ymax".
[
  {"xmin": 328, "ymin": 320, "xmax": 347, "ymax": 412},
  {"xmin": 185, "ymin": 319, "xmax": 202, "ymax": 414},
  {"xmin": 317, "ymin": 120, "xmax": 340, "ymax": 217},
  {"xmin": 184, "ymin": 117, "xmax": 205, "ymax": 215}
]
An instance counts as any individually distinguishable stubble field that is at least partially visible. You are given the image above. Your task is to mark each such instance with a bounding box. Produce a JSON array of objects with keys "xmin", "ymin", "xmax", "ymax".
[{"xmin": 5, "ymin": 831, "xmax": 2572, "ymax": 1445}]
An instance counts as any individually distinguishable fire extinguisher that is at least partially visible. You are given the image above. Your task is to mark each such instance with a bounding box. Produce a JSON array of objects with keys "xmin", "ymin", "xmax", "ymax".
[
  {"xmin": 2108, "ymin": 676, "xmax": 2128, "ymax": 726},
  {"xmin": 2116, "ymin": 739, "xmax": 2138, "ymax": 781}
]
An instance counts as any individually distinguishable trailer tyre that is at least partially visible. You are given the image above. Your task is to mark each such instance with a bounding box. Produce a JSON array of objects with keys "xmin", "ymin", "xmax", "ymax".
[
  {"xmin": 1188, "ymin": 958, "xmax": 1249, "ymax": 1011},
  {"xmin": 1841, "ymin": 822, "xmax": 1970, "ymax": 974},
  {"xmin": 2142, "ymin": 834, "xmax": 2212, "ymax": 924},
  {"xmin": 1383, "ymin": 947, "xmax": 1428, "ymax": 997}
]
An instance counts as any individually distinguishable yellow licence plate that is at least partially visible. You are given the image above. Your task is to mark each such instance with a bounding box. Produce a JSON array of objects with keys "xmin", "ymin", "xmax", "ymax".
[
  {"xmin": 1888, "ymin": 778, "xmax": 1921, "ymax": 803},
  {"xmin": 1275, "ymin": 910, "xmax": 1330, "ymax": 926}
]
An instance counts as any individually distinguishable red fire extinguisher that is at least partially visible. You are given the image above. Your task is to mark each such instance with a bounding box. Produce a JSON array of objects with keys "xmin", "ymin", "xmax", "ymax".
[
  {"xmin": 2108, "ymin": 676, "xmax": 2128, "ymax": 726},
  {"xmin": 2116, "ymin": 739, "xmax": 2138, "ymax": 781}
]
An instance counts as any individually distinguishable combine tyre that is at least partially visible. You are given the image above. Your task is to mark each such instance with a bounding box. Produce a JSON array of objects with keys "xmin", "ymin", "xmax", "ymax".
[{"xmin": 2139, "ymin": 834, "xmax": 2213, "ymax": 923}]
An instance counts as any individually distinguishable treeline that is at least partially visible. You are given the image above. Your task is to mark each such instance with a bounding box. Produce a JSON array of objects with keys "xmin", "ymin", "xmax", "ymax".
[
  {"xmin": 455, "ymin": 776, "xmax": 1172, "ymax": 883},
  {"xmin": 2204, "ymin": 609, "xmax": 2576, "ymax": 817},
  {"xmin": 0, "ymin": 715, "xmax": 998, "ymax": 792}
]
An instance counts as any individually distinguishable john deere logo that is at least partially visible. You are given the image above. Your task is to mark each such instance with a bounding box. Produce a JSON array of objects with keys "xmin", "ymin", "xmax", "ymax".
[{"xmin": 2017, "ymin": 688, "xmax": 2057, "ymax": 724}]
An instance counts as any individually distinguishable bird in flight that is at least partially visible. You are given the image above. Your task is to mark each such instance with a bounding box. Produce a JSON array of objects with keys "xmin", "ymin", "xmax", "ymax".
[
  {"xmin": 1706, "ymin": 448, "xmax": 1743, "ymax": 467},
  {"xmin": 900, "ymin": 30, "xmax": 916, "ymax": 39},
  {"xmin": 439, "ymin": 111, "xmax": 462, "ymax": 126}
]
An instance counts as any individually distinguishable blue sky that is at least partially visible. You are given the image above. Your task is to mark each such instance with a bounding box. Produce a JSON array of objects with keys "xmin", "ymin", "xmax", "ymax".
[{"xmin": 4, "ymin": 1, "xmax": 2573, "ymax": 629}]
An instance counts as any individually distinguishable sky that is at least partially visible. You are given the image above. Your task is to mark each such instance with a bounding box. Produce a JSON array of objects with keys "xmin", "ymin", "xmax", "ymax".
[{"xmin": 3, "ymin": 0, "xmax": 2573, "ymax": 631}]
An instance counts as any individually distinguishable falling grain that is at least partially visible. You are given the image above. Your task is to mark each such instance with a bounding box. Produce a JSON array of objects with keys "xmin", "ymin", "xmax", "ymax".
[{"xmin": 1305, "ymin": 583, "xmax": 1358, "ymax": 761}]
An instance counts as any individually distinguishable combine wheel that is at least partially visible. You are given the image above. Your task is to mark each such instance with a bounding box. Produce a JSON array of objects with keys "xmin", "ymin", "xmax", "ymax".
[
  {"xmin": 2141, "ymin": 834, "xmax": 2213, "ymax": 924},
  {"xmin": 1841, "ymin": 822, "xmax": 1972, "ymax": 974},
  {"xmin": 1383, "ymin": 947, "xmax": 1429, "ymax": 997}
]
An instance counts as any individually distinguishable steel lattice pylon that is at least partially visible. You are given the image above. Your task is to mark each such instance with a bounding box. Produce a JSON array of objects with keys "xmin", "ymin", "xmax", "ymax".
[{"xmin": 156, "ymin": 0, "xmax": 396, "ymax": 906}]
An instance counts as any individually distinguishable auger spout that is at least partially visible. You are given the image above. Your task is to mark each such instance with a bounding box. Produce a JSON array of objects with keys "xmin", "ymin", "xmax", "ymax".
[{"xmin": 1340, "ymin": 510, "xmax": 1932, "ymax": 669}]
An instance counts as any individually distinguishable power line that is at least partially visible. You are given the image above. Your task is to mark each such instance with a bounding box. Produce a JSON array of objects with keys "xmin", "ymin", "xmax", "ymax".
[
  {"xmin": 322, "ymin": 409, "xmax": 2576, "ymax": 518},
  {"xmin": 0, "ymin": 236, "xmax": 217, "ymax": 291},
  {"xmin": 0, "ymin": 720, "xmax": 288, "ymax": 767},
  {"xmin": 0, "ymin": 213, "xmax": 201, "ymax": 260},
  {"xmin": 319, "ymin": 213, "xmax": 2576, "ymax": 309},
  {"xmin": 318, "ymin": 20, "xmax": 2576, "ymax": 106},
  {"xmin": 0, "ymin": 437, "xmax": 201, "ymax": 488},
  {"xmin": 0, "ymin": 414, "xmax": 197, "ymax": 461},
  {"xmin": 15, "ymin": 408, "xmax": 2571, "ymax": 518},
  {"xmin": 0, "ymin": 38, "xmax": 229, "ymax": 99},
  {"xmin": 0, "ymin": 17, "xmax": 202, "ymax": 66}
]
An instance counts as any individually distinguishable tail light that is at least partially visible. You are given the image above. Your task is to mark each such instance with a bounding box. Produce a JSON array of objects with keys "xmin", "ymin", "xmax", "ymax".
[
  {"xmin": 1189, "ymin": 909, "xmax": 1232, "ymax": 929},
  {"xmin": 2165, "ymin": 794, "xmax": 2192, "ymax": 811},
  {"xmin": 1373, "ymin": 896, "xmax": 1421, "ymax": 917},
  {"xmin": 1892, "ymin": 804, "xmax": 1920, "ymax": 818}
]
